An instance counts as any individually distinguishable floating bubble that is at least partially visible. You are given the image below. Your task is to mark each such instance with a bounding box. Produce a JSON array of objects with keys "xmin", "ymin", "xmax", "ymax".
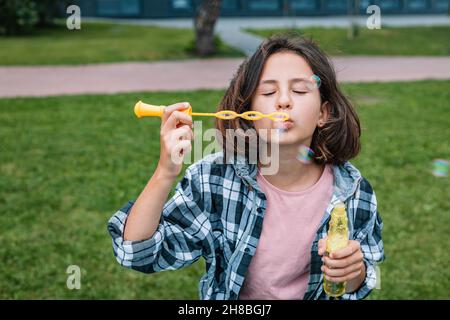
[
  {"xmin": 432, "ymin": 159, "xmax": 449, "ymax": 177},
  {"xmin": 305, "ymin": 74, "xmax": 321, "ymax": 91},
  {"xmin": 297, "ymin": 145, "xmax": 315, "ymax": 164},
  {"xmin": 311, "ymin": 74, "xmax": 321, "ymax": 88}
]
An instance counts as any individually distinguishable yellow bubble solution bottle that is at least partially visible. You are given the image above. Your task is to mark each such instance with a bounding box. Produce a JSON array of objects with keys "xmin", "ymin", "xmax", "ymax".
[{"xmin": 323, "ymin": 202, "xmax": 349, "ymax": 298}]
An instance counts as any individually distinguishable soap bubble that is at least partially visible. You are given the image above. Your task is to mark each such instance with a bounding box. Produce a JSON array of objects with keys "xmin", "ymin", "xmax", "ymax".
[
  {"xmin": 290, "ymin": 74, "xmax": 321, "ymax": 93},
  {"xmin": 297, "ymin": 145, "xmax": 315, "ymax": 164},
  {"xmin": 305, "ymin": 74, "xmax": 321, "ymax": 91},
  {"xmin": 432, "ymin": 159, "xmax": 449, "ymax": 177}
]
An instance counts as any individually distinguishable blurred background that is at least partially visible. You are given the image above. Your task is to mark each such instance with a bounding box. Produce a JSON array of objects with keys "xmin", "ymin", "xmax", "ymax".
[{"xmin": 0, "ymin": 0, "xmax": 449, "ymax": 299}]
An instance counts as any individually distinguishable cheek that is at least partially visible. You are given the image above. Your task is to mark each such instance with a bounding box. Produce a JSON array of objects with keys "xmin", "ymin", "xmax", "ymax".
[
  {"xmin": 251, "ymin": 99, "xmax": 273, "ymax": 129},
  {"xmin": 253, "ymin": 118, "xmax": 272, "ymax": 130},
  {"xmin": 292, "ymin": 106, "xmax": 319, "ymax": 125},
  {"xmin": 304, "ymin": 107, "xmax": 321, "ymax": 122},
  {"xmin": 295, "ymin": 95, "xmax": 321, "ymax": 118},
  {"xmin": 251, "ymin": 97, "xmax": 273, "ymax": 113}
]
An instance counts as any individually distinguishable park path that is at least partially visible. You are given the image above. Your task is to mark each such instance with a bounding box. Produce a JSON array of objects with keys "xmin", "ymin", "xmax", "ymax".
[{"xmin": 1, "ymin": 56, "xmax": 449, "ymax": 98}]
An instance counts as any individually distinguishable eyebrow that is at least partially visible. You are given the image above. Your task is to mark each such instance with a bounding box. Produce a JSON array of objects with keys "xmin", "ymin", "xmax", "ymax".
[{"xmin": 259, "ymin": 77, "xmax": 309, "ymax": 85}]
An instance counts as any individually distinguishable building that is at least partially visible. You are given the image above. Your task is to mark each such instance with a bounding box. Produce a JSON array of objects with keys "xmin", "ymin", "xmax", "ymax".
[{"xmin": 73, "ymin": 0, "xmax": 450, "ymax": 18}]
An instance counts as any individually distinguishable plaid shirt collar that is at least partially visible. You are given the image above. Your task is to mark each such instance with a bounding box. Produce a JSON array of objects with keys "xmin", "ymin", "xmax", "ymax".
[{"xmin": 233, "ymin": 155, "xmax": 362, "ymax": 200}]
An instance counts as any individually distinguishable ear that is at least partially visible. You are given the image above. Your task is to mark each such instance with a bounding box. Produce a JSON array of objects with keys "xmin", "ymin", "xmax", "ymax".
[{"xmin": 318, "ymin": 101, "xmax": 330, "ymax": 128}]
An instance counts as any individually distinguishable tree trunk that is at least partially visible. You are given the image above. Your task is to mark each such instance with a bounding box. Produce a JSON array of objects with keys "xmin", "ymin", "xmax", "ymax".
[
  {"xmin": 347, "ymin": 0, "xmax": 359, "ymax": 40},
  {"xmin": 194, "ymin": 0, "xmax": 222, "ymax": 57}
]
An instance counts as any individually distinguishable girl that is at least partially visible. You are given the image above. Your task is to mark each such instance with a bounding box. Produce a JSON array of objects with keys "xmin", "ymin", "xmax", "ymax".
[{"xmin": 108, "ymin": 35, "xmax": 385, "ymax": 300}]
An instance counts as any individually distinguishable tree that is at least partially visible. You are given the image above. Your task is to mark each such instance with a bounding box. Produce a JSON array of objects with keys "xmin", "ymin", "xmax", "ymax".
[
  {"xmin": 0, "ymin": 0, "xmax": 63, "ymax": 35},
  {"xmin": 347, "ymin": 0, "xmax": 360, "ymax": 40},
  {"xmin": 194, "ymin": 0, "xmax": 222, "ymax": 57},
  {"xmin": 0, "ymin": 0, "xmax": 38, "ymax": 35}
]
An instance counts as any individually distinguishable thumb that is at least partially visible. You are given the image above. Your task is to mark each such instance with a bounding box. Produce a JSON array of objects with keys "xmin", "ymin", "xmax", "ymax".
[{"xmin": 318, "ymin": 237, "xmax": 327, "ymax": 256}]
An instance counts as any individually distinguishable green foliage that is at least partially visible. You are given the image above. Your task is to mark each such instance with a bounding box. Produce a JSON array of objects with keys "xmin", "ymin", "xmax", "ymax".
[
  {"xmin": 0, "ymin": 0, "xmax": 62, "ymax": 35},
  {"xmin": 0, "ymin": 22, "xmax": 243, "ymax": 65},
  {"xmin": 0, "ymin": 0, "xmax": 38, "ymax": 35},
  {"xmin": 248, "ymin": 26, "xmax": 450, "ymax": 56}
]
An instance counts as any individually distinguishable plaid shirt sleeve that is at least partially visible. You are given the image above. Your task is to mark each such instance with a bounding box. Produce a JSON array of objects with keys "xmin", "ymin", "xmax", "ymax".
[
  {"xmin": 340, "ymin": 178, "xmax": 385, "ymax": 300},
  {"xmin": 107, "ymin": 164, "xmax": 211, "ymax": 274}
]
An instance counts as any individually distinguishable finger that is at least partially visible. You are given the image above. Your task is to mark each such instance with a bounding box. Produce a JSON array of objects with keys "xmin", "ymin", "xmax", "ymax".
[
  {"xmin": 321, "ymin": 261, "xmax": 364, "ymax": 277},
  {"xmin": 171, "ymin": 125, "xmax": 194, "ymax": 142},
  {"xmin": 317, "ymin": 237, "xmax": 327, "ymax": 256},
  {"xmin": 324, "ymin": 268, "xmax": 362, "ymax": 283},
  {"xmin": 323, "ymin": 251, "xmax": 364, "ymax": 269},
  {"xmin": 170, "ymin": 140, "xmax": 192, "ymax": 165},
  {"xmin": 162, "ymin": 102, "xmax": 190, "ymax": 122},
  {"xmin": 162, "ymin": 106, "xmax": 192, "ymax": 130},
  {"xmin": 163, "ymin": 110, "xmax": 193, "ymax": 131},
  {"xmin": 330, "ymin": 241, "xmax": 360, "ymax": 259}
]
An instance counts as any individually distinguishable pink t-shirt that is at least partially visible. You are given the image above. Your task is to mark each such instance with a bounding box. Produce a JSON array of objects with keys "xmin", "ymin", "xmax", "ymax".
[{"xmin": 239, "ymin": 165, "xmax": 334, "ymax": 300}]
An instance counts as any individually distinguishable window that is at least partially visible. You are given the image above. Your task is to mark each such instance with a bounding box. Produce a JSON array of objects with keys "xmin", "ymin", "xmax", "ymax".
[
  {"xmin": 290, "ymin": 0, "xmax": 316, "ymax": 11},
  {"xmin": 171, "ymin": 0, "xmax": 192, "ymax": 10},
  {"xmin": 435, "ymin": 0, "xmax": 449, "ymax": 10},
  {"xmin": 406, "ymin": 0, "xmax": 429, "ymax": 10},
  {"xmin": 222, "ymin": 0, "xmax": 239, "ymax": 11},
  {"xmin": 374, "ymin": 0, "xmax": 402, "ymax": 11},
  {"xmin": 360, "ymin": 0, "xmax": 371, "ymax": 11},
  {"xmin": 323, "ymin": 0, "xmax": 347, "ymax": 12},
  {"xmin": 249, "ymin": 0, "xmax": 280, "ymax": 11},
  {"xmin": 97, "ymin": 0, "xmax": 139, "ymax": 16}
]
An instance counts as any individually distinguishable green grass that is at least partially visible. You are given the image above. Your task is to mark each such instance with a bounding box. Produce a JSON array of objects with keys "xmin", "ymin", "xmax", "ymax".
[
  {"xmin": 0, "ymin": 22, "xmax": 243, "ymax": 66},
  {"xmin": 0, "ymin": 81, "xmax": 449, "ymax": 299},
  {"xmin": 247, "ymin": 26, "xmax": 450, "ymax": 56}
]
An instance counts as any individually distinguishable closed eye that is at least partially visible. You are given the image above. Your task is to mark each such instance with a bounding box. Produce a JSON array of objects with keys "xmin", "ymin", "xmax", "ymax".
[
  {"xmin": 262, "ymin": 92, "xmax": 275, "ymax": 96},
  {"xmin": 293, "ymin": 90, "xmax": 307, "ymax": 94}
]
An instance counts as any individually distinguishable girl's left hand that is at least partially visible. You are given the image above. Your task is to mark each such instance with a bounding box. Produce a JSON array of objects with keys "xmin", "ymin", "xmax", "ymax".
[{"xmin": 318, "ymin": 237, "xmax": 366, "ymax": 286}]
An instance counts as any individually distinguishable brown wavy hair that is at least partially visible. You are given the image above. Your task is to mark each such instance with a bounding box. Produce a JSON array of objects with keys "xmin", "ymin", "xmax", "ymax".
[{"xmin": 215, "ymin": 33, "xmax": 361, "ymax": 165}]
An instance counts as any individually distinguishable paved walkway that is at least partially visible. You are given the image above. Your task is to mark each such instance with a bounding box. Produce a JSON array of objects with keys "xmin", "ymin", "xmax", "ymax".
[{"xmin": 1, "ymin": 56, "xmax": 449, "ymax": 98}]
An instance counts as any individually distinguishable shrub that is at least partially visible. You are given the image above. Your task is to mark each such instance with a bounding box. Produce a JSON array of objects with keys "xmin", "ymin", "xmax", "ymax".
[{"xmin": 0, "ymin": 0, "xmax": 64, "ymax": 35}]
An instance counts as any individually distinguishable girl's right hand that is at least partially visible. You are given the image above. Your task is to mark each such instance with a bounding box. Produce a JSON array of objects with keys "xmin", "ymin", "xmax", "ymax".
[{"xmin": 157, "ymin": 102, "xmax": 194, "ymax": 180}]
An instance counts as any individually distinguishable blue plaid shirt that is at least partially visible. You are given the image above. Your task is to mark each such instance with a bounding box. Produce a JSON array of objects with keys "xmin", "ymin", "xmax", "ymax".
[{"xmin": 108, "ymin": 152, "xmax": 385, "ymax": 300}]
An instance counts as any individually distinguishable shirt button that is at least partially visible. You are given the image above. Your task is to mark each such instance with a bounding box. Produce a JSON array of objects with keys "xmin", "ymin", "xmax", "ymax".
[
  {"xmin": 257, "ymin": 207, "xmax": 263, "ymax": 213},
  {"xmin": 245, "ymin": 248, "xmax": 250, "ymax": 253}
]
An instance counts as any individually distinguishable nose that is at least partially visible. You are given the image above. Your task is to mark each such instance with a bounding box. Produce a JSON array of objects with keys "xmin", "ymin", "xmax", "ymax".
[{"xmin": 276, "ymin": 89, "xmax": 292, "ymax": 111}]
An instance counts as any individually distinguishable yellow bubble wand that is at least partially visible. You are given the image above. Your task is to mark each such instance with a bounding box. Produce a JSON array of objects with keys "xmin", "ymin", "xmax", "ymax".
[{"xmin": 134, "ymin": 101, "xmax": 289, "ymax": 122}]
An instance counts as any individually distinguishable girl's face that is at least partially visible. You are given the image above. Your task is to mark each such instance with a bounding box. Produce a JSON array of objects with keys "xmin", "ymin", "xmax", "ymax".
[{"xmin": 251, "ymin": 51, "xmax": 328, "ymax": 146}]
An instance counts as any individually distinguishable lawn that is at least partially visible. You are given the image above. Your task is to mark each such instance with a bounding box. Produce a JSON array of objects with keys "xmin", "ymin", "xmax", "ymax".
[
  {"xmin": 0, "ymin": 81, "xmax": 449, "ymax": 299},
  {"xmin": 247, "ymin": 26, "xmax": 450, "ymax": 56},
  {"xmin": 0, "ymin": 22, "xmax": 243, "ymax": 66}
]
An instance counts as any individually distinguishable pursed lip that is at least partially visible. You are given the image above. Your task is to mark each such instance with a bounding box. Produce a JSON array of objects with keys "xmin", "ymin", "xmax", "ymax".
[{"xmin": 275, "ymin": 120, "xmax": 294, "ymax": 130}]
